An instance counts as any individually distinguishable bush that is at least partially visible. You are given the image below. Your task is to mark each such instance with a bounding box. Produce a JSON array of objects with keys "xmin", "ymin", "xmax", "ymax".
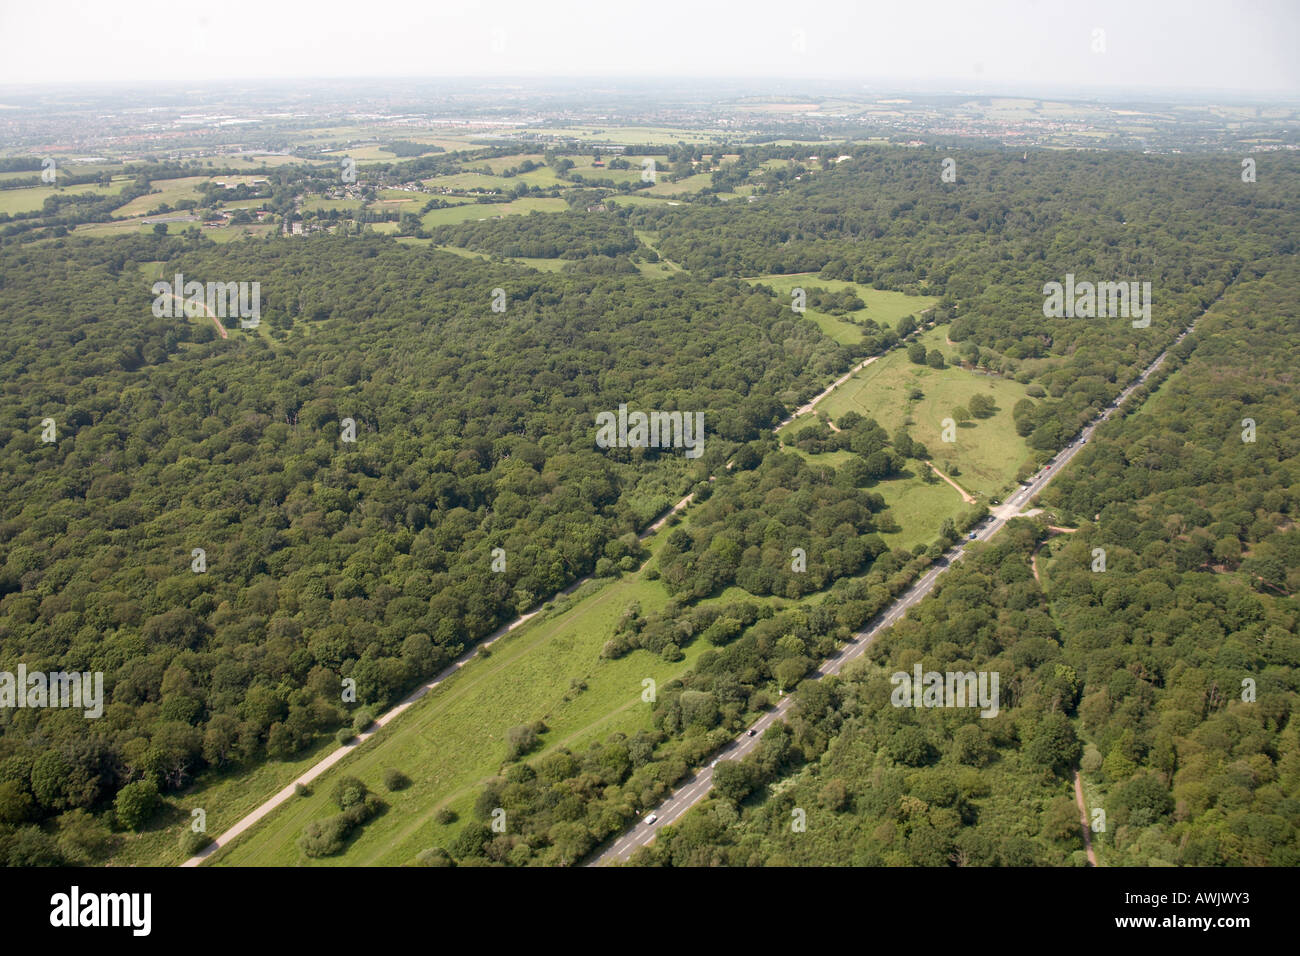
[
  {"xmin": 414, "ymin": 847, "xmax": 455, "ymax": 867},
  {"xmin": 434, "ymin": 807, "xmax": 457, "ymax": 825},
  {"xmin": 383, "ymin": 768, "xmax": 411, "ymax": 792},
  {"xmin": 505, "ymin": 724, "xmax": 540, "ymax": 761},
  {"xmin": 352, "ymin": 709, "xmax": 375, "ymax": 733},
  {"xmin": 114, "ymin": 779, "xmax": 160, "ymax": 831},
  {"xmin": 333, "ymin": 776, "xmax": 369, "ymax": 811},
  {"xmin": 298, "ymin": 815, "xmax": 350, "ymax": 857},
  {"xmin": 295, "ymin": 782, "xmax": 312, "ymax": 797},
  {"xmin": 180, "ymin": 829, "xmax": 211, "ymax": 855},
  {"xmin": 336, "ymin": 728, "xmax": 355, "ymax": 746}
]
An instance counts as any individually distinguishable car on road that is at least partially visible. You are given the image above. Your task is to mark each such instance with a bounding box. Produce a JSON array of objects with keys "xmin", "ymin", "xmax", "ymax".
[
  {"xmin": 747, "ymin": 729, "xmax": 756, "ymax": 737},
  {"xmin": 968, "ymin": 531, "xmax": 977, "ymax": 540},
  {"xmin": 710, "ymin": 759, "xmax": 719, "ymax": 768},
  {"xmin": 644, "ymin": 814, "xmax": 658, "ymax": 826}
]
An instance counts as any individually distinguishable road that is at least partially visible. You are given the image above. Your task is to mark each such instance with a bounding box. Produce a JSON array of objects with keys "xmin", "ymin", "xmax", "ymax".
[{"xmin": 588, "ymin": 321, "xmax": 1196, "ymax": 866}]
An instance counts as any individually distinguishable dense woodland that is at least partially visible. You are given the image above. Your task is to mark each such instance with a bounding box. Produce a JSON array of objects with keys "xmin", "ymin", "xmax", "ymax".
[{"xmin": 0, "ymin": 142, "xmax": 1296, "ymax": 866}]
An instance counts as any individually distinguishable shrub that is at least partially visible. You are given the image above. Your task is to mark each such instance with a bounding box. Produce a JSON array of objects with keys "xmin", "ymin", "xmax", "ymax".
[
  {"xmin": 505, "ymin": 724, "xmax": 540, "ymax": 761},
  {"xmin": 180, "ymin": 830, "xmax": 212, "ymax": 855},
  {"xmin": 383, "ymin": 768, "xmax": 411, "ymax": 792},
  {"xmin": 434, "ymin": 807, "xmax": 457, "ymax": 825},
  {"xmin": 414, "ymin": 847, "xmax": 455, "ymax": 867},
  {"xmin": 298, "ymin": 815, "xmax": 350, "ymax": 857},
  {"xmin": 333, "ymin": 776, "xmax": 369, "ymax": 811}
]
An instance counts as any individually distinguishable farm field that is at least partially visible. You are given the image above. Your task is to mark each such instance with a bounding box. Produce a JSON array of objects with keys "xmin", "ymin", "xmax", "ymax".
[
  {"xmin": 0, "ymin": 178, "xmax": 130, "ymax": 215},
  {"xmin": 112, "ymin": 176, "xmax": 210, "ymax": 217},
  {"xmin": 301, "ymin": 198, "xmax": 364, "ymax": 212},
  {"xmin": 421, "ymin": 171, "xmax": 511, "ymax": 192},
  {"xmin": 644, "ymin": 171, "xmax": 715, "ymax": 197},
  {"xmin": 612, "ymin": 194, "xmax": 686, "ymax": 209}
]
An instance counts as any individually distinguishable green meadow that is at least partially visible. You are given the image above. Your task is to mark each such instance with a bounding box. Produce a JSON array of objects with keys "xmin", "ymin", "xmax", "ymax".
[
  {"xmin": 744, "ymin": 274, "xmax": 938, "ymax": 346},
  {"xmin": 798, "ymin": 326, "xmax": 1033, "ymax": 498},
  {"xmin": 419, "ymin": 196, "xmax": 567, "ymax": 229}
]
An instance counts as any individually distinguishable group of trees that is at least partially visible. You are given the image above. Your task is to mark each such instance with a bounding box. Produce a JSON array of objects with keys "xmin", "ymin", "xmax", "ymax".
[{"xmin": 653, "ymin": 450, "xmax": 890, "ymax": 600}]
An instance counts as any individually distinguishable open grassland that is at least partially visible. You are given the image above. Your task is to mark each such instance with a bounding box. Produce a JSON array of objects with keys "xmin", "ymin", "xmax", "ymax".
[
  {"xmin": 613, "ymin": 195, "xmax": 687, "ymax": 210},
  {"xmin": 745, "ymin": 275, "xmax": 938, "ymax": 346},
  {"xmin": 798, "ymin": 327, "xmax": 1032, "ymax": 498},
  {"xmin": 112, "ymin": 176, "xmax": 210, "ymax": 218},
  {"xmin": 301, "ymin": 198, "xmax": 364, "ymax": 213},
  {"xmin": 481, "ymin": 154, "xmax": 545, "ymax": 173},
  {"xmin": 0, "ymin": 178, "xmax": 131, "ymax": 215},
  {"xmin": 422, "ymin": 171, "xmax": 512, "ymax": 192},
  {"xmin": 644, "ymin": 171, "xmax": 716, "ymax": 197},
  {"xmin": 419, "ymin": 196, "xmax": 566, "ymax": 229}
]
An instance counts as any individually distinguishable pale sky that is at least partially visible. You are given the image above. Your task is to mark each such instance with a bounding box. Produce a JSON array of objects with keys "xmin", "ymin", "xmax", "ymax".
[{"xmin": 1, "ymin": 0, "xmax": 1297, "ymax": 94}]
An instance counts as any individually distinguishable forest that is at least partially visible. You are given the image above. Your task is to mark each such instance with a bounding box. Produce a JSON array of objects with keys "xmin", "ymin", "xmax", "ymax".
[{"xmin": 0, "ymin": 140, "xmax": 1295, "ymax": 867}]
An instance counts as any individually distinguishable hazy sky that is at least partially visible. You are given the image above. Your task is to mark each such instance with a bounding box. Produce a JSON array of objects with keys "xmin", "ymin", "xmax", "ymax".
[{"xmin": 1, "ymin": 0, "xmax": 1297, "ymax": 94}]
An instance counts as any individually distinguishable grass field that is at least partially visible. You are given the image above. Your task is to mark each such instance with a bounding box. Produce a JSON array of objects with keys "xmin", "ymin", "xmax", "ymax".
[
  {"xmin": 0, "ymin": 178, "xmax": 130, "ymax": 215},
  {"xmin": 644, "ymin": 171, "xmax": 715, "ymax": 197},
  {"xmin": 790, "ymin": 326, "xmax": 1033, "ymax": 498},
  {"xmin": 745, "ymin": 275, "xmax": 938, "ymax": 345},
  {"xmin": 301, "ymin": 198, "xmax": 364, "ymax": 213},
  {"xmin": 613, "ymin": 195, "xmax": 687, "ymax": 210},
  {"xmin": 420, "ymin": 196, "xmax": 566, "ymax": 229},
  {"xmin": 112, "ymin": 176, "xmax": 210, "ymax": 218}
]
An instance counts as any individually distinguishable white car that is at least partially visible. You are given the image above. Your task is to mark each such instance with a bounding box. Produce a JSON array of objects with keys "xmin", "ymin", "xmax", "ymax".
[{"xmin": 644, "ymin": 814, "xmax": 658, "ymax": 826}]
